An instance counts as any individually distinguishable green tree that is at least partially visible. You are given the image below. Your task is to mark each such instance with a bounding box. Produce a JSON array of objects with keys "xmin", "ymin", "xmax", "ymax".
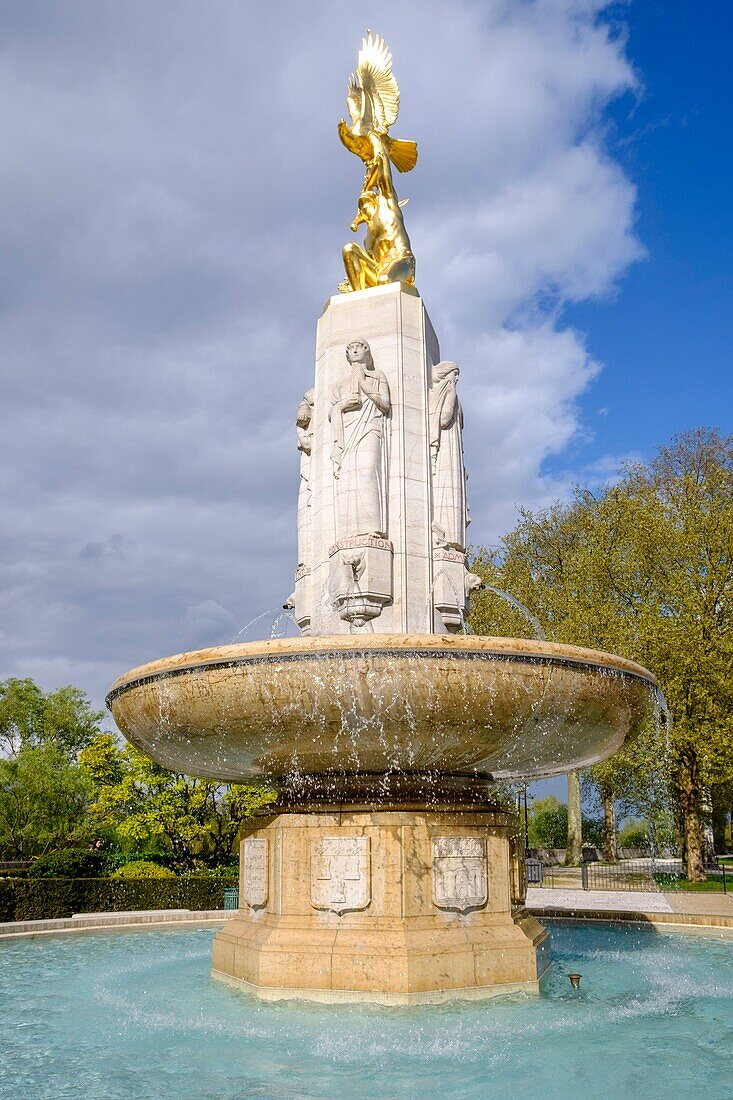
[
  {"xmin": 617, "ymin": 822, "xmax": 651, "ymax": 849},
  {"xmin": 584, "ymin": 763, "xmax": 621, "ymax": 861},
  {"xmin": 527, "ymin": 797, "xmax": 568, "ymax": 849},
  {"xmin": 710, "ymin": 780, "xmax": 733, "ymax": 854},
  {"xmin": 583, "ymin": 726, "xmax": 671, "ymax": 860},
  {"xmin": 0, "ymin": 744, "xmax": 92, "ymax": 859},
  {"xmin": 0, "ymin": 678, "xmax": 103, "ymax": 759},
  {"xmin": 81, "ymin": 734, "xmax": 275, "ymax": 870},
  {"xmin": 470, "ymin": 428, "xmax": 733, "ymax": 881}
]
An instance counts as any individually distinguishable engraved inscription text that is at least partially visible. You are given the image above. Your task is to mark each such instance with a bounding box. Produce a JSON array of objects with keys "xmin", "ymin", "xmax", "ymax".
[{"xmin": 243, "ymin": 837, "xmax": 268, "ymax": 908}]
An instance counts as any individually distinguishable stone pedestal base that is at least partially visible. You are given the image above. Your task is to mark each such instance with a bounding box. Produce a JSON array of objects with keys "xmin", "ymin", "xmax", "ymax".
[{"xmin": 211, "ymin": 803, "xmax": 549, "ymax": 1004}]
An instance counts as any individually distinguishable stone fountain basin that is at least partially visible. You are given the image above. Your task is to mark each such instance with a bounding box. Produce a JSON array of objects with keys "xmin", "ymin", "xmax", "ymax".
[{"xmin": 106, "ymin": 635, "xmax": 658, "ymax": 783}]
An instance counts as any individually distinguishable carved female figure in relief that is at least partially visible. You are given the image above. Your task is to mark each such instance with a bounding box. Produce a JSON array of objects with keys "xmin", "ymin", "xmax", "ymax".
[
  {"xmin": 295, "ymin": 389, "xmax": 315, "ymax": 569},
  {"xmin": 429, "ymin": 361, "xmax": 468, "ymax": 552},
  {"xmin": 330, "ymin": 340, "xmax": 390, "ymax": 539}
]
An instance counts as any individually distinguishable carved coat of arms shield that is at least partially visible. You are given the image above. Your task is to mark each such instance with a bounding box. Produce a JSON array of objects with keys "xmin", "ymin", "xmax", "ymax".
[
  {"xmin": 432, "ymin": 837, "xmax": 488, "ymax": 913},
  {"xmin": 311, "ymin": 836, "xmax": 370, "ymax": 915}
]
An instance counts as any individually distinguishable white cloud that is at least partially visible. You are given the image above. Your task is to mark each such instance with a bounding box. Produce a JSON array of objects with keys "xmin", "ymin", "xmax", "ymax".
[{"xmin": 0, "ymin": 0, "xmax": 641, "ymax": 708}]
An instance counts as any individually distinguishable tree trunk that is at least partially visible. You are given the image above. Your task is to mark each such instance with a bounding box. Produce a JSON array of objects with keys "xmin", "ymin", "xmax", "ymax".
[
  {"xmin": 602, "ymin": 792, "xmax": 619, "ymax": 862},
  {"xmin": 710, "ymin": 787, "xmax": 728, "ymax": 854},
  {"xmin": 565, "ymin": 770, "xmax": 583, "ymax": 865},
  {"xmin": 677, "ymin": 748, "xmax": 705, "ymax": 882},
  {"xmin": 701, "ymin": 788, "xmax": 717, "ymax": 868}
]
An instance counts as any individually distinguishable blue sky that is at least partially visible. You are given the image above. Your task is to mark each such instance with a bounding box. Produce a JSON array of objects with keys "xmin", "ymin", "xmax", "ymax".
[
  {"xmin": 0, "ymin": 2, "xmax": 729, "ymax": 806},
  {"xmin": 560, "ymin": 1, "xmax": 731, "ymax": 477},
  {"xmin": 537, "ymin": 4, "xmax": 730, "ymax": 810}
]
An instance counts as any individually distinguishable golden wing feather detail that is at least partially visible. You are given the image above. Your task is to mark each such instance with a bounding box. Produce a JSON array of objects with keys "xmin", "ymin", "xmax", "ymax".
[
  {"xmin": 357, "ymin": 31, "xmax": 400, "ymax": 134},
  {"xmin": 346, "ymin": 74, "xmax": 363, "ymax": 129},
  {"xmin": 386, "ymin": 137, "xmax": 418, "ymax": 173}
]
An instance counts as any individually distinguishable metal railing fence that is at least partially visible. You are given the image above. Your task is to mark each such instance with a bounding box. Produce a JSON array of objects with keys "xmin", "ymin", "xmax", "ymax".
[{"xmin": 529, "ymin": 857, "xmax": 728, "ymax": 893}]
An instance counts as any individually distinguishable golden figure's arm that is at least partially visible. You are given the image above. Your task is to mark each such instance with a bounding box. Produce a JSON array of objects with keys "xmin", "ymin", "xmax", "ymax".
[
  {"xmin": 338, "ymin": 120, "xmax": 372, "ymax": 163},
  {"xmin": 363, "ymin": 143, "xmax": 396, "ymax": 199}
]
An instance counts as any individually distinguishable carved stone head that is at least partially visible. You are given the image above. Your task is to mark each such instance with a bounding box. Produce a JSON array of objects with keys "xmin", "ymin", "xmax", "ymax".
[
  {"xmin": 432, "ymin": 360, "xmax": 459, "ymax": 383},
  {"xmin": 345, "ymin": 339, "xmax": 374, "ymax": 372}
]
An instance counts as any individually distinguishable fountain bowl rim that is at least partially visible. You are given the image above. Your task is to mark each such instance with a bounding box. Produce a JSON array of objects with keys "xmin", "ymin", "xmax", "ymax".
[{"xmin": 106, "ymin": 633, "xmax": 657, "ymax": 707}]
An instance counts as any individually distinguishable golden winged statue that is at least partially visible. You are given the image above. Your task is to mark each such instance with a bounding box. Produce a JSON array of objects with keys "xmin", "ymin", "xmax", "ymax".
[{"xmin": 338, "ymin": 32, "xmax": 417, "ymax": 293}]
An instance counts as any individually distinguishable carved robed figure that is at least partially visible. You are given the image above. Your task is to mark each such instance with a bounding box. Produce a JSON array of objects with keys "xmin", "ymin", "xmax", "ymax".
[
  {"xmin": 429, "ymin": 360, "xmax": 468, "ymax": 552},
  {"xmin": 330, "ymin": 340, "xmax": 390, "ymax": 540}
]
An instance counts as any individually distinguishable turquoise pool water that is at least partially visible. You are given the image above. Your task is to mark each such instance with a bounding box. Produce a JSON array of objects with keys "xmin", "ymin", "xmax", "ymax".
[{"xmin": 1, "ymin": 922, "xmax": 731, "ymax": 1099}]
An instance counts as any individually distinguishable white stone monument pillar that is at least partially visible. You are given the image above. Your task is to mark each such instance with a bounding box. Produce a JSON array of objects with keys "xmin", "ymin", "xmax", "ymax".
[{"xmin": 294, "ymin": 282, "xmax": 473, "ymax": 635}]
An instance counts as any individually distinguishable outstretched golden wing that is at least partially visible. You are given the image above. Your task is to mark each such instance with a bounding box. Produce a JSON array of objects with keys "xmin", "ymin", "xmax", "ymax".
[
  {"xmin": 357, "ymin": 31, "xmax": 400, "ymax": 134},
  {"xmin": 338, "ymin": 120, "xmax": 372, "ymax": 163},
  {"xmin": 386, "ymin": 137, "xmax": 418, "ymax": 173},
  {"xmin": 346, "ymin": 74, "xmax": 363, "ymax": 129}
]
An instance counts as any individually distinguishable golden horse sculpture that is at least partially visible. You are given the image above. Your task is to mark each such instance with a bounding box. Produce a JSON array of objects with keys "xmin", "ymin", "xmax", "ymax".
[{"xmin": 338, "ymin": 32, "xmax": 417, "ymax": 293}]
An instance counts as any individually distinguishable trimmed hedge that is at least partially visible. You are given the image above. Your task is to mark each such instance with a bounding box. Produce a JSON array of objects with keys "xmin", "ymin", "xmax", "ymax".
[
  {"xmin": 0, "ymin": 876, "xmax": 237, "ymax": 922},
  {"xmin": 26, "ymin": 849, "xmax": 113, "ymax": 879}
]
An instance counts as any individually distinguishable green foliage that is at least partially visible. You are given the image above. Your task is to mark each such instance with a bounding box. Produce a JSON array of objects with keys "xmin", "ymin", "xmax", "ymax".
[
  {"xmin": 0, "ymin": 875, "xmax": 237, "ymax": 922},
  {"xmin": 711, "ymin": 780, "xmax": 733, "ymax": 852},
  {"xmin": 108, "ymin": 851, "xmax": 178, "ymax": 871},
  {"xmin": 111, "ymin": 860, "xmax": 176, "ymax": 879},
  {"xmin": 581, "ymin": 817, "xmax": 604, "ymax": 849},
  {"xmin": 526, "ymin": 800, "xmax": 603, "ymax": 851},
  {"xmin": 0, "ymin": 745, "xmax": 92, "ymax": 860},
  {"xmin": 26, "ymin": 847, "xmax": 111, "ymax": 878},
  {"xmin": 470, "ymin": 428, "xmax": 733, "ymax": 879},
  {"xmin": 487, "ymin": 782, "xmax": 520, "ymax": 812},
  {"xmin": 81, "ymin": 734, "xmax": 276, "ymax": 871},
  {"xmin": 0, "ymin": 677, "xmax": 107, "ymax": 861},
  {"xmin": 618, "ymin": 823, "xmax": 651, "ymax": 849},
  {"xmin": 185, "ymin": 865, "xmax": 239, "ymax": 878},
  {"xmin": 527, "ymin": 797, "xmax": 568, "ymax": 849},
  {"xmin": 0, "ymin": 678, "xmax": 104, "ymax": 759},
  {"xmin": 0, "ymin": 686, "xmax": 274, "ymax": 870}
]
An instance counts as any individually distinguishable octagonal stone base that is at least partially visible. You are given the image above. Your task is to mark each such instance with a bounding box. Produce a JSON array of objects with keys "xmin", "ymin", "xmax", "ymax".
[{"xmin": 211, "ymin": 805, "xmax": 549, "ymax": 1004}]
